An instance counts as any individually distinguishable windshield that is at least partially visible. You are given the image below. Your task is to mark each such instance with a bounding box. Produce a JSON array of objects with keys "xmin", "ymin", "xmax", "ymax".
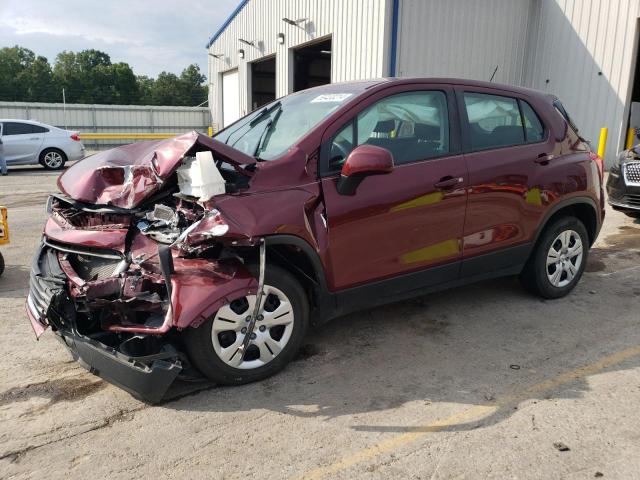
[{"xmin": 215, "ymin": 89, "xmax": 363, "ymax": 160}]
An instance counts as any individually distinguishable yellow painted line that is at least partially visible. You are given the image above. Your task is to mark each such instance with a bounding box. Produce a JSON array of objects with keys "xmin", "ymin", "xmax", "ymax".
[
  {"xmin": 79, "ymin": 133, "xmax": 178, "ymax": 140},
  {"xmin": 295, "ymin": 343, "xmax": 640, "ymax": 480}
]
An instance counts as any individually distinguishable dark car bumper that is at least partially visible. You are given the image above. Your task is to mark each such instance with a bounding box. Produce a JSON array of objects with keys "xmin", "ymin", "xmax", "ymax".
[
  {"xmin": 606, "ymin": 168, "xmax": 640, "ymax": 212},
  {"xmin": 26, "ymin": 244, "xmax": 182, "ymax": 403},
  {"xmin": 55, "ymin": 331, "xmax": 181, "ymax": 404}
]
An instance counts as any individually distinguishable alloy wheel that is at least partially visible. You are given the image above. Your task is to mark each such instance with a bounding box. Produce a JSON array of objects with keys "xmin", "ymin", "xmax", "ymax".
[
  {"xmin": 43, "ymin": 151, "xmax": 64, "ymax": 169},
  {"xmin": 211, "ymin": 285, "xmax": 295, "ymax": 370},
  {"xmin": 546, "ymin": 229, "xmax": 583, "ymax": 288}
]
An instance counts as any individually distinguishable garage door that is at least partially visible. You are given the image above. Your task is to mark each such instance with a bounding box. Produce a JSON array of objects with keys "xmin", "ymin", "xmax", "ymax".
[{"xmin": 222, "ymin": 69, "xmax": 240, "ymax": 128}]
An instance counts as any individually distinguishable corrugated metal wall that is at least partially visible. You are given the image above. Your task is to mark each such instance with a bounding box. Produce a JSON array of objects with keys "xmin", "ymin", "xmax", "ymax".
[
  {"xmin": 209, "ymin": 0, "xmax": 640, "ymax": 166},
  {"xmin": 0, "ymin": 101, "xmax": 211, "ymax": 148},
  {"xmin": 524, "ymin": 0, "xmax": 640, "ymax": 166},
  {"xmin": 208, "ymin": 0, "xmax": 392, "ymax": 128},
  {"xmin": 395, "ymin": 0, "xmax": 534, "ymax": 85}
]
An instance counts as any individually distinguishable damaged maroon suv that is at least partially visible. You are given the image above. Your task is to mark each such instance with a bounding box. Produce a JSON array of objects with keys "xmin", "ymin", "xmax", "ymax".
[{"xmin": 27, "ymin": 78, "xmax": 605, "ymax": 402}]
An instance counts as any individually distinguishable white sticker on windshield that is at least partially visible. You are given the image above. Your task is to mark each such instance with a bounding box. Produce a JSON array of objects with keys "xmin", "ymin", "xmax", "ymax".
[{"xmin": 311, "ymin": 93, "xmax": 353, "ymax": 103}]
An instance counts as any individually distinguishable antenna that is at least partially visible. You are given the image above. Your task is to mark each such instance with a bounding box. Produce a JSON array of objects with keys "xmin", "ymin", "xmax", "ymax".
[{"xmin": 489, "ymin": 65, "xmax": 499, "ymax": 82}]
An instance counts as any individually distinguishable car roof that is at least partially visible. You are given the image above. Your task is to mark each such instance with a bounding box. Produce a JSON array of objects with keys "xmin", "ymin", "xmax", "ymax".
[
  {"xmin": 0, "ymin": 119, "xmax": 49, "ymax": 126},
  {"xmin": 316, "ymin": 77, "xmax": 555, "ymax": 99}
]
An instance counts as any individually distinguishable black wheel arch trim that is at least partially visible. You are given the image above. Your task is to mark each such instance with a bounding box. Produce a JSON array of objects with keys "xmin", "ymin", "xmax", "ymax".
[{"xmin": 532, "ymin": 196, "xmax": 601, "ymax": 247}]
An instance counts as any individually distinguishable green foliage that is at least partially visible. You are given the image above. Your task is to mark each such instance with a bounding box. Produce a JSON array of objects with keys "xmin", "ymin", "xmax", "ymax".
[{"xmin": 0, "ymin": 45, "xmax": 207, "ymax": 106}]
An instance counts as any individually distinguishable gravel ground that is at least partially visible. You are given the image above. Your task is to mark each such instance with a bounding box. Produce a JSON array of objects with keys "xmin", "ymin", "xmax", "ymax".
[{"xmin": 1, "ymin": 165, "xmax": 640, "ymax": 479}]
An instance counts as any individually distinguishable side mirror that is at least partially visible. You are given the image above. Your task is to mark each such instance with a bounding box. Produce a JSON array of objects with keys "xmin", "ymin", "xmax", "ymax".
[{"xmin": 336, "ymin": 145, "xmax": 394, "ymax": 195}]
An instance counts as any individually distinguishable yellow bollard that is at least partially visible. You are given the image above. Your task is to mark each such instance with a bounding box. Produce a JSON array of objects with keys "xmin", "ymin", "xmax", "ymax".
[
  {"xmin": 597, "ymin": 127, "xmax": 608, "ymax": 159},
  {"xmin": 626, "ymin": 127, "xmax": 636, "ymax": 150},
  {"xmin": 207, "ymin": 126, "xmax": 213, "ymax": 137}
]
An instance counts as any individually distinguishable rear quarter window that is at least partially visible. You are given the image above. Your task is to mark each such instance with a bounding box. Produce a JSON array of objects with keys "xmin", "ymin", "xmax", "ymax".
[{"xmin": 31, "ymin": 125, "xmax": 49, "ymax": 133}]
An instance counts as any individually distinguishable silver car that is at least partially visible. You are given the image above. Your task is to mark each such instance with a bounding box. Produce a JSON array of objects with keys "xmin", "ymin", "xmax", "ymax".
[{"xmin": 0, "ymin": 119, "xmax": 85, "ymax": 170}]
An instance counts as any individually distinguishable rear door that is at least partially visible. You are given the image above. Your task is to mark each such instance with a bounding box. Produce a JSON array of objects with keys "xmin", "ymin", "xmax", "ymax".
[
  {"xmin": 1, "ymin": 122, "xmax": 45, "ymax": 164},
  {"xmin": 455, "ymin": 86, "xmax": 555, "ymax": 276},
  {"xmin": 319, "ymin": 84, "xmax": 468, "ymax": 292}
]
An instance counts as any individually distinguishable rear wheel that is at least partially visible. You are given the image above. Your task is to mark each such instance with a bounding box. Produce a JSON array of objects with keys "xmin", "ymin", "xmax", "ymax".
[
  {"xmin": 39, "ymin": 148, "xmax": 66, "ymax": 170},
  {"xmin": 183, "ymin": 264, "xmax": 309, "ymax": 385},
  {"xmin": 0, "ymin": 252, "xmax": 4, "ymax": 277},
  {"xmin": 520, "ymin": 217, "xmax": 589, "ymax": 299}
]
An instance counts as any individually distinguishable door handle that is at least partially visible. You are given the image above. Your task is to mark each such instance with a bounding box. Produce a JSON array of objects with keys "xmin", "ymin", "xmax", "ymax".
[
  {"xmin": 535, "ymin": 153, "xmax": 555, "ymax": 164},
  {"xmin": 434, "ymin": 176, "xmax": 463, "ymax": 189},
  {"xmin": 29, "ymin": 137, "xmax": 39, "ymax": 141}
]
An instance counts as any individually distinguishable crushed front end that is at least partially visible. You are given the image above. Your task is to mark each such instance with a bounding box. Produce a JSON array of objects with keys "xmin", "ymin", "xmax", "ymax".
[{"xmin": 26, "ymin": 133, "xmax": 260, "ymax": 402}]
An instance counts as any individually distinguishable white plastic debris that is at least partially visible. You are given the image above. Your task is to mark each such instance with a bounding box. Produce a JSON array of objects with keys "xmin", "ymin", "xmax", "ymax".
[{"xmin": 176, "ymin": 151, "xmax": 226, "ymax": 201}]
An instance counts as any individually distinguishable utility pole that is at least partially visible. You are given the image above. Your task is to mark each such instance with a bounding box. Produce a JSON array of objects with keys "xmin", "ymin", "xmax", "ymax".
[{"xmin": 62, "ymin": 88, "xmax": 67, "ymax": 130}]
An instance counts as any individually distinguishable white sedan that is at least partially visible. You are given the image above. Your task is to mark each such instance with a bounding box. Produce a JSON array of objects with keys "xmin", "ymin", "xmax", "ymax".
[{"xmin": 0, "ymin": 119, "xmax": 85, "ymax": 170}]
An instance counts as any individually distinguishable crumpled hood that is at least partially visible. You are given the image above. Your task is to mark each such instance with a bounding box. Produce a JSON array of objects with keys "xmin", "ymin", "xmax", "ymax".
[{"xmin": 57, "ymin": 131, "xmax": 255, "ymax": 209}]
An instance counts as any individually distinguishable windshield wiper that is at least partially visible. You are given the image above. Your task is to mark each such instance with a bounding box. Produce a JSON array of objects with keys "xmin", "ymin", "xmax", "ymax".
[
  {"xmin": 228, "ymin": 101, "xmax": 283, "ymax": 151},
  {"xmin": 253, "ymin": 106, "xmax": 283, "ymax": 158},
  {"xmin": 249, "ymin": 101, "xmax": 281, "ymax": 128},
  {"xmin": 224, "ymin": 101, "xmax": 282, "ymax": 147}
]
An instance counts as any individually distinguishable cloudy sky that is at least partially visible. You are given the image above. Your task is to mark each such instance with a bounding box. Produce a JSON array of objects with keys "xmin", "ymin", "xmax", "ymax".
[{"xmin": 0, "ymin": 0, "xmax": 239, "ymax": 78}]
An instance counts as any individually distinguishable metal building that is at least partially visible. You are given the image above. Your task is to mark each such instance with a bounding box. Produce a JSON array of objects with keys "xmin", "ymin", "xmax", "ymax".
[{"xmin": 207, "ymin": 0, "xmax": 640, "ymax": 166}]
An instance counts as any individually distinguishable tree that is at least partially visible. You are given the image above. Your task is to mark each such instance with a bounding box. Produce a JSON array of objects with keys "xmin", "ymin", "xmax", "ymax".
[
  {"xmin": 24, "ymin": 56, "xmax": 57, "ymax": 102},
  {"xmin": 53, "ymin": 49, "xmax": 114, "ymax": 103},
  {"xmin": 149, "ymin": 71, "xmax": 182, "ymax": 106},
  {"xmin": 1, "ymin": 45, "xmax": 207, "ymax": 106},
  {"xmin": 179, "ymin": 64, "xmax": 208, "ymax": 106},
  {"xmin": 136, "ymin": 75, "xmax": 155, "ymax": 105},
  {"xmin": 110, "ymin": 63, "xmax": 139, "ymax": 104}
]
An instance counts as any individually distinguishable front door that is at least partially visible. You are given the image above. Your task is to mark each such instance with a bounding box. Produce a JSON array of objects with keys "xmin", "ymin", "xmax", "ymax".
[
  {"xmin": 320, "ymin": 86, "xmax": 468, "ymax": 292},
  {"xmin": 1, "ymin": 122, "xmax": 45, "ymax": 164}
]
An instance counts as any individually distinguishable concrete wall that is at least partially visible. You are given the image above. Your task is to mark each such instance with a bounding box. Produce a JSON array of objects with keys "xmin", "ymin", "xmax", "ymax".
[{"xmin": 207, "ymin": 0, "xmax": 392, "ymax": 128}]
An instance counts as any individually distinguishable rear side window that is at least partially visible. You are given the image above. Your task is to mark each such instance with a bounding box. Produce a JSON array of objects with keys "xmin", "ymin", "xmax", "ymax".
[
  {"xmin": 553, "ymin": 100, "xmax": 578, "ymax": 131},
  {"xmin": 2, "ymin": 122, "xmax": 34, "ymax": 135},
  {"xmin": 328, "ymin": 90, "xmax": 450, "ymax": 170},
  {"xmin": 463, "ymin": 93, "xmax": 546, "ymax": 151},
  {"xmin": 521, "ymin": 101, "xmax": 544, "ymax": 143},
  {"xmin": 464, "ymin": 93, "xmax": 524, "ymax": 150}
]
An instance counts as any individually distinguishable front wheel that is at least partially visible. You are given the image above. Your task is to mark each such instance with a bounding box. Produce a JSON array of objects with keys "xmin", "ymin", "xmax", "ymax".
[
  {"xmin": 183, "ymin": 264, "xmax": 309, "ymax": 385},
  {"xmin": 520, "ymin": 217, "xmax": 589, "ymax": 299}
]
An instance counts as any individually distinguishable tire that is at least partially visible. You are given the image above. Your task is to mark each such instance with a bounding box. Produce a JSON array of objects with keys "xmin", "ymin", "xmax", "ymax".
[
  {"xmin": 39, "ymin": 148, "xmax": 67, "ymax": 170},
  {"xmin": 183, "ymin": 264, "xmax": 309, "ymax": 385},
  {"xmin": 624, "ymin": 211, "xmax": 640, "ymax": 219},
  {"xmin": 0, "ymin": 252, "xmax": 4, "ymax": 277},
  {"xmin": 520, "ymin": 216, "xmax": 589, "ymax": 299}
]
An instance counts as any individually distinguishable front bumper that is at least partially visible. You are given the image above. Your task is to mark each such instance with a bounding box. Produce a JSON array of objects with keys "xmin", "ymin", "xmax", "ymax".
[
  {"xmin": 606, "ymin": 168, "xmax": 640, "ymax": 212},
  {"xmin": 56, "ymin": 331, "xmax": 181, "ymax": 404},
  {"xmin": 26, "ymin": 244, "xmax": 182, "ymax": 403}
]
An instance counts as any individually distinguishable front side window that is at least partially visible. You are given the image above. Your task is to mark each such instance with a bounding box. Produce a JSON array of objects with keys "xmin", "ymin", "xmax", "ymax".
[
  {"xmin": 329, "ymin": 91, "xmax": 450, "ymax": 170},
  {"xmin": 3, "ymin": 122, "xmax": 34, "ymax": 136}
]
